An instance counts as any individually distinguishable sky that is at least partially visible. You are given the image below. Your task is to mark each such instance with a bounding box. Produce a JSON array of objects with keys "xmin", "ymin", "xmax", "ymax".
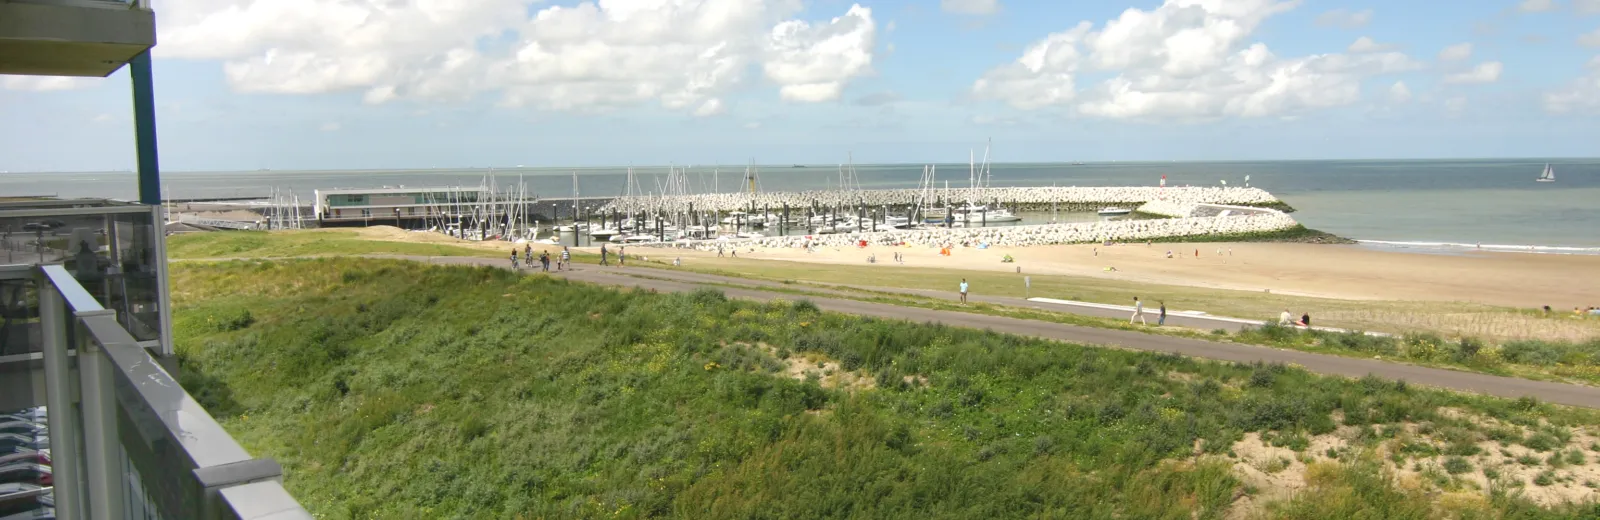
[{"xmin": 2, "ymin": 0, "xmax": 1599, "ymax": 172}]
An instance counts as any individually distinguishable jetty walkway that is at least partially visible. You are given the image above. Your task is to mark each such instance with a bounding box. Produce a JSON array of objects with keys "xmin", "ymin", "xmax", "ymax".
[{"xmin": 347, "ymin": 254, "xmax": 1600, "ymax": 409}]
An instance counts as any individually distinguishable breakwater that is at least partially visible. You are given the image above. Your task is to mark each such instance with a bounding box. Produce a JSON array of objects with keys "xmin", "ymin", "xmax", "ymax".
[
  {"xmin": 653, "ymin": 211, "xmax": 1301, "ymax": 251},
  {"xmin": 600, "ymin": 186, "xmax": 1285, "ymax": 214}
]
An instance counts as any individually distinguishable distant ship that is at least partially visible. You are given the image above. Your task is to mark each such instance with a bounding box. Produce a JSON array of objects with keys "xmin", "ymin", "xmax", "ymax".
[
  {"xmin": 1537, "ymin": 164, "xmax": 1555, "ymax": 183},
  {"xmin": 792, "ymin": 164, "xmax": 806, "ymax": 168}
]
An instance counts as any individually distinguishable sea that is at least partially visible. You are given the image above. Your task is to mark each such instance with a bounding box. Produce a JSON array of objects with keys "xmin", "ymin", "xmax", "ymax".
[{"xmin": 4, "ymin": 158, "xmax": 1597, "ymax": 252}]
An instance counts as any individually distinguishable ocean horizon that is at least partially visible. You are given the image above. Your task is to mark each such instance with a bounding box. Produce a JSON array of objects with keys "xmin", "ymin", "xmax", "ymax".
[{"xmin": 5, "ymin": 158, "xmax": 1597, "ymax": 250}]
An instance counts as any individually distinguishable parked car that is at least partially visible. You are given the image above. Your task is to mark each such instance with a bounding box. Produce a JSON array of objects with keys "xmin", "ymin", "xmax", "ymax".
[
  {"xmin": 0, "ymin": 482, "xmax": 53, "ymax": 519},
  {"xmin": 0, "ymin": 435, "xmax": 46, "ymax": 454},
  {"xmin": 0, "ymin": 450, "xmax": 47, "ymax": 467},
  {"xmin": 0, "ymin": 464, "xmax": 49, "ymax": 486},
  {"xmin": 0, "ymin": 425, "xmax": 44, "ymax": 438}
]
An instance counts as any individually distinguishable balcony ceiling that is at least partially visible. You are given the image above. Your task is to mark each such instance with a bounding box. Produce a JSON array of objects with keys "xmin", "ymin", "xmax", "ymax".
[{"xmin": 0, "ymin": 2, "xmax": 155, "ymax": 77}]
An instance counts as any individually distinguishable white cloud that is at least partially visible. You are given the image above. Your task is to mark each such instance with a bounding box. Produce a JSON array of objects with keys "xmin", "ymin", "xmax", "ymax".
[
  {"xmin": 941, "ymin": 0, "xmax": 1000, "ymax": 16},
  {"xmin": 1579, "ymin": 0, "xmax": 1600, "ymax": 14},
  {"xmin": 1389, "ymin": 81, "xmax": 1412, "ymax": 103},
  {"xmin": 763, "ymin": 4, "xmax": 877, "ymax": 102},
  {"xmin": 1438, "ymin": 43, "xmax": 1473, "ymax": 62},
  {"xmin": 692, "ymin": 98, "xmax": 725, "ymax": 117},
  {"xmin": 1348, "ymin": 37, "xmax": 1392, "ymax": 53},
  {"xmin": 1581, "ymin": 28, "xmax": 1600, "ymax": 47},
  {"xmin": 972, "ymin": 0, "xmax": 1418, "ymax": 119},
  {"xmin": 1444, "ymin": 61, "xmax": 1504, "ymax": 84},
  {"xmin": 156, "ymin": 0, "xmax": 877, "ymax": 114},
  {"xmin": 1, "ymin": 76, "xmax": 97, "ymax": 91},
  {"xmin": 1315, "ymin": 9, "xmax": 1373, "ymax": 29},
  {"xmin": 1544, "ymin": 56, "xmax": 1600, "ymax": 113},
  {"xmin": 319, "ymin": 121, "xmax": 341, "ymax": 132},
  {"xmin": 1517, "ymin": 0, "xmax": 1559, "ymax": 12}
]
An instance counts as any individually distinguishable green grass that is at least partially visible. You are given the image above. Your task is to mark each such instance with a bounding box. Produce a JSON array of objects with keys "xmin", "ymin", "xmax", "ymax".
[
  {"xmin": 167, "ymin": 230, "xmax": 503, "ymax": 259},
  {"xmin": 172, "ymin": 259, "xmax": 1600, "ymax": 519}
]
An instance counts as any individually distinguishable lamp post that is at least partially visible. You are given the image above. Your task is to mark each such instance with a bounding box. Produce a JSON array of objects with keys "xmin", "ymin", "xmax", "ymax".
[{"xmin": 394, "ymin": 208, "xmax": 401, "ymax": 229}]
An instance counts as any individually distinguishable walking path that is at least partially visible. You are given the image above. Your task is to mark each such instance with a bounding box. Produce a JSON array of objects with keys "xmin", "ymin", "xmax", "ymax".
[{"xmin": 222, "ymin": 254, "xmax": 1600, "ymax": 408}]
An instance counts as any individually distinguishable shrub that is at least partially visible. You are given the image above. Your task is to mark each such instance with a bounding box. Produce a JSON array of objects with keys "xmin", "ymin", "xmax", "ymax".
[
  {"xmin": 1444, "ymin": 457, "xmax": 1472, "ymax": 475},
  {"xmin": 1500, "ymin": 340, "xmax": 1565, "ymax": 366},
  {"xmin": 1402, "ymin": 333, "xmax": 1445, "ymax": 361},
  {"xmin": 1453, "ymin": 337, "xmax": 1484, "ymax": 362},
  {"xmin": 1533, "ymin": 470, "xmax": 1555, "ymax": 486}
]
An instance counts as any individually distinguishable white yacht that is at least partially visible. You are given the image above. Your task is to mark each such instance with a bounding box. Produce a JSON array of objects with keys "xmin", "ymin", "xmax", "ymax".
[
  {"xmin": 1537, "ymin": 164, "xmax": 1555, "ymax": 183},
  {"xmin": 1098, "ymin": 207, "xmax": 1133, "ymax": 217}
]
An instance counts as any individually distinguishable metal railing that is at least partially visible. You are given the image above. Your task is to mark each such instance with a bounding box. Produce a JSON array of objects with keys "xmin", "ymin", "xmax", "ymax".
[{"xmin": 30, "ymin": 263, "xmax": 312, "ymax": 519}]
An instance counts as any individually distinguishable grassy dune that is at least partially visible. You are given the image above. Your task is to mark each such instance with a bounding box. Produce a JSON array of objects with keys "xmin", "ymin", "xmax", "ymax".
[{"xmin": 172, "ymin": 259, "xmax": 1600, "ymax": 519}]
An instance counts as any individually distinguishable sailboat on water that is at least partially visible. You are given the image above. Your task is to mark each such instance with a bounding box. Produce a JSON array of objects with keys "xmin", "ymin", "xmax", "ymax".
[{"xmin": 1537, "ymin": 164, "xmax": 1555, "ymax": 183}]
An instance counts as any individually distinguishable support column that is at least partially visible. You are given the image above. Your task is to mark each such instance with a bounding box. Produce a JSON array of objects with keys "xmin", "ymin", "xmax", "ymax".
[
  {"xmin": 131, "ymin": 51, "xmax": 161, "ymax": 206},
  {"xmin": 78, "ymin": 313, "xmax": 127, "ymax": 520},
  {"xmin": 39, "ymin": 283, "xmax": 83, "ymax": 519}
]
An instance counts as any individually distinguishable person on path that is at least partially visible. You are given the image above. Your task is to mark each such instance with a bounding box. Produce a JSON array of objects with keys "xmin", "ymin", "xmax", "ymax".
[
  {"xmin": 510, "ymin": 249, "xmax": 518, "ymax": 269},
  {"xmin": 541, "ymin": 250, "xmax": 550, "ymax": 272},
  {"xmin": 600, "ymin": 244, "xmax": 609, "ymax": 266},
  {"xmin": 619, "ymin": 246, "xmax": 626, "ymax": 266},
  {"xmin": 718, "ymin": 244, "xmax": 725, "ymax": 257},
  {"xmin": 959, "ymin": 279, "xmax": 969, "ymax": 304},
  {"xmin": 1131, "ymin": 297, "xmax": 1147, "ymax": 325},
  {"xmin": 1279, "ymin": 309, "xmax": 1293, "ymax": 325},
  {"xmin": 561, "ymin": 247, "xmax": 571, "ymax": 270},
  {"xmin": 1158, "ymin": 301, "xmax": 1167, "ymax": 326},
  {"xmin": 525, "ymin": 244, "xmax": 532, "ymax": 260}
]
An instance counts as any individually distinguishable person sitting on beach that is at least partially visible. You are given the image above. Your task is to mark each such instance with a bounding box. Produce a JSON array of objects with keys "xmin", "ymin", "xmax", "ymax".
[
  {"xmin": 1279, "ymin": 309, "xmax": 1293, "ymax": 325},
  {"xmin": 1543, "ymin": 305, "xmax": 1552, "ymax": 315},
  {"xmin": 1165, "ymin": 250, "xmax": 1173, "ymax": 259},
  {"xmin": 1300, "ymin": 313, "xmax": 1311, "ymax": 327}
]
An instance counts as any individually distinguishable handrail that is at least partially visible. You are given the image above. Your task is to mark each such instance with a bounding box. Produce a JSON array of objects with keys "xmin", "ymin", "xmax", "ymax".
[
  {"xmin": 0, "ymin": 485, "xmax": 52, "ymax": 502},
  {"xmin": 35, "ymin": 263, "xmax": 313, "ymax": 519}
]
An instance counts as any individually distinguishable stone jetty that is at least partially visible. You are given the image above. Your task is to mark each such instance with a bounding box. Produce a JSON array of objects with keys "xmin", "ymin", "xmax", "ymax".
[
  {"xmin": 601, "ymin": 186, "xmax": 1282, "ymax": 214},
  {"xmin": 657, "ymin": 211, "xmax": 1300, "ymax": 251}
]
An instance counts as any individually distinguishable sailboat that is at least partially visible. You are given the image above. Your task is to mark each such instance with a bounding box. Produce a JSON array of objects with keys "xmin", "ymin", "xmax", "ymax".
[{"xmin": 1537, "ymin": 164, "xmax": 1555, "ymax": 183}]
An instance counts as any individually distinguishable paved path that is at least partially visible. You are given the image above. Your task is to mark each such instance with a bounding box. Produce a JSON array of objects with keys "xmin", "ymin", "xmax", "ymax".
[{"xmin": 241, "ymin": 255, "xmax": 1600, "ymax": 408}]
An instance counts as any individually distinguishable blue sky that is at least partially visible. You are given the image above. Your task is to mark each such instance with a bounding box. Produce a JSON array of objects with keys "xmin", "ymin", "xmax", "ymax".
[{"xmin": 2, "ymin": 0, "xmax": 1598, "ymax": 172}]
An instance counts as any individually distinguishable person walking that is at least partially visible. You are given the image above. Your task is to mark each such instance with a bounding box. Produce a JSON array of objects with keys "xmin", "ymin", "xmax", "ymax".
[
  {"xmin": 1158, "ymin": 301, "xmax": 1167, "ymax": 326},
  {"xmin": 525, "ymin": 244, "xmax": 532, "ymax": 261},
  {"xmin": 540, "ymin": 250, "xmax": 550, "ymax": 272},
  {"xmin": 560, "ymin": 247, "xmax": 571, "ymax": 271},
  {"xmin": 1131, "ymin": 297, "xmax": 1147, "ymax": 325},
  {"xmin": 600, "ymin": 244, "xmax": 609, "ymax": 266},
  {"xmin": 959, "ymin": 279, "xmax": 969, "ymax": 304},
  {"xmin": 510, "ymin": 249, "xmax": 519, "ymax": 269},
  {"xmin": 619, "ymin": 246, "xmax": 626, "ymax": 266}
]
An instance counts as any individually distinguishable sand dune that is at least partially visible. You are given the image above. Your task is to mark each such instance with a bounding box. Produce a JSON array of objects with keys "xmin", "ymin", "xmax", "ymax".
[{"xmin": 663, "ymin": 241, "xmax": 1600, "ymax": 310}]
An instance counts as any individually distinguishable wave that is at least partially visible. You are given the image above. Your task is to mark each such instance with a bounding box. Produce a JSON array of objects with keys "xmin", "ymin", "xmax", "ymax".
[{"xmin": 1356, "ymin": 240, "xmax": 1600, "ymax": 255}]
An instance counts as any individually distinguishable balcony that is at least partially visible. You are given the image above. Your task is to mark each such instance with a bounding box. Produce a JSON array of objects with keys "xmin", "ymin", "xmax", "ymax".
[
  {"xmin": 1, "ymin": 200, "xmax": 312, "ymax": 519},
  {"xmin": 0, "ymin": 0, "xmax": 156, "ymax": 77}
]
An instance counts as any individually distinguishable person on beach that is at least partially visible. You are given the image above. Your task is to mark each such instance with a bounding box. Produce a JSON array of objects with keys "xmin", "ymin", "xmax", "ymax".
[
  {"xmin": 1543, "ymin": 305, "xmax": 1552, "ymax": 315},
  {"xmin": 1279, "ymin": 309, "xmax": 1293, "ymax": 325},
  {"xmin": 1166, "ymin": 250, "xmax": 1173, "ymax": 259},
  {"xmin": 1094, "ymin": 247, "xmax": 1098, "ymax": 257},
  {"xmin": 600, "ymin": 244, "xmax": 609, "ymax": 266},
  {"xmin": 959, "ymin": 279, "xmax": 969, "ymax": 304},
  {"xmin": 718, "ymin": 244, "xmax": 725, "ymax": 257},
  {"xmin": 1158, "ymin": 301, "xmax": 1167, "ymax": 326},
  {"xmin": 1131, "ymin": 297, "xmax": 1147, "ymax": 325},
  {"xmin": 1301, "ymin": 312, "xmax": 1312, "ymax": 327},
  {"xmin": 1228, "ymin": 248, "xmax": 1233, "ymax": 256}
]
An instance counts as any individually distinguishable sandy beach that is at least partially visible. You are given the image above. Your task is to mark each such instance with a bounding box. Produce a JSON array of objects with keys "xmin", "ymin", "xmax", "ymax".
[{"xmin": 654, "ymin": 241, "xmax": 1600, "ymax": 310}]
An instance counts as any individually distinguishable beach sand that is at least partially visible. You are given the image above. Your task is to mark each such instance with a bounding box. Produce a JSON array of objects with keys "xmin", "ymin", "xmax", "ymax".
[{"xmin": 659, "ymin": 241, "xmax": 1600, "ymax": 310}]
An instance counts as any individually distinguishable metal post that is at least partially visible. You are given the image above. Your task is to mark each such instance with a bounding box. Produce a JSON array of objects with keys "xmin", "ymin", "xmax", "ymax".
[
  {"xmin": 131, "ymin": 51, "xmax": 162, "ymax": 205},
  {"xmin": 78, "ymin": 315, "xmax": 126, "ymax": 520},
  {"xmin": 39, "ymin": 282, "xmax": 84, "ymax": 519}
]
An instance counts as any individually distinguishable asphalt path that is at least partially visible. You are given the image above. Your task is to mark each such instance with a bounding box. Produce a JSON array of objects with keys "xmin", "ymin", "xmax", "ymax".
[{"xmin": 243, "ymin": 254, "xmax": 1600, "ymax": 408}]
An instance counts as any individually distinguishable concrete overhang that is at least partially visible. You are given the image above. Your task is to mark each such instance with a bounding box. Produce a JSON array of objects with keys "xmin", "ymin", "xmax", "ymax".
[{"xmin": 0, "ymin": 0, "xmax": 155, "ymax": 77}]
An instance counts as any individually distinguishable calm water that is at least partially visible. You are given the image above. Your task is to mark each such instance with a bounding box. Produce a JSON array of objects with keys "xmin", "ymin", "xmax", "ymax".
[{"xmin": 4, "ymin": 159, "xmax": 1597, "ymax": 248}]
